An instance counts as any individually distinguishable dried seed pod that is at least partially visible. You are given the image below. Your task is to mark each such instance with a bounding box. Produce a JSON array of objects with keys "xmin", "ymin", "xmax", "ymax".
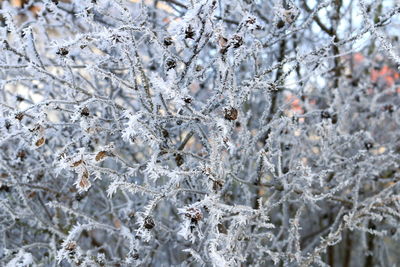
[
  {"xmin": 245, "ymin": 17, "xmax": 256, "ymax": 25},
  {"xmin": 217, "ymin": 223, "xmax": 228, "ymax": 234},
  {"xmin": 15, "ymin": 113, "xmax": 24, "ymax": 121},
  {"xmin": 143, "ymin": 216, "xmax": 155, "ymax": 229},
  {"xmin": 224, "ymin": 107, "xmax": 238, "ymax": 121},
  {"xmin": 212, "ymin": 179, "xmax": 224, "ymax": 191},
  {"xmin": 27, "ymin": 191, "xmax": 36, "ymax": 198},
  {"xmin": 218, "ymin": 36, "xmax": 228, "ymax": 47}
]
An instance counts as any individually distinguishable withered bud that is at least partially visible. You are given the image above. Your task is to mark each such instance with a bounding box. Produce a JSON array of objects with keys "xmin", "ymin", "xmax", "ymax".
[
  {"xmin": 56, "ymin": 47, "xmax": 69, "ymax": 56},
  {"xmin": 15, "ymin": 113, "xmax": 24, "ymax": 121},
  {"xmin": 224, "ymin": 107, "xmax": 238, "ymax": 121},
  {"xmin": 185, "ymin": 207, "xmax": 203, "ymax": 223},
  {"xmin": 232, "ymin": 35, "xmax": 243, "ymax": 48},
  {"xmin": 185, "ymin": 25, "xmax": 195, "ymax": 39},
  {"xmin": 143, "ymin": 216, "xmax": 155, "ymax": 229}
]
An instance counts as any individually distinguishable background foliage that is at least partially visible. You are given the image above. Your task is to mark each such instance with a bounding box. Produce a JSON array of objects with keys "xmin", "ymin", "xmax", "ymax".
[{"xmin": 1, "ymin": 0, "xmax": 400, "ymax": 266}]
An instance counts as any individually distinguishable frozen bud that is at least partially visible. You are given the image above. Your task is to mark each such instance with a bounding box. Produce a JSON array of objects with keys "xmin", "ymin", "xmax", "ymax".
[
  {"xmin": 185, "ymin": 25, "xmax": 195, "ymax": 39},
  {"xmin": 185, "ymin": 207, "xmax": 203, "ymax": 223},
  {"xmin": 224, "ymin": 107, "xmax": 238, "ymax": 121},
  {"xmin": 232, "ymin": 35, "xmax": 243, "ymax": 48}
]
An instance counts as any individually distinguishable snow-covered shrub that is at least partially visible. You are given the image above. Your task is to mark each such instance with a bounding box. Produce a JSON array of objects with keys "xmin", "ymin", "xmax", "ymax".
[{"xmin": 1, "ymin": 0, "xmax": 400, "ymax": 266}]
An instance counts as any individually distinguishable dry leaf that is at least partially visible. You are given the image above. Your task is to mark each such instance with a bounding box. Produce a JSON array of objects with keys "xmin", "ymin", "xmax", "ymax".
[
  {"xmin": 95, "ymin": 151, "xmax": 107, "ymax": 161},
  {"xmin": 35, "ymin": 137, "xmax": 45, "ymax": 147},
  {"xmin": 65, "ymin": 241, "xmax": 76, "ymax": 251},
  {"xmin": 78, "ymin": 170, "xmax": 91, "ymax": 190},
  {"xmin": 113, "ymin": 219, "xmax": 122, "ymax": 229},
  {"xmin": 71, "ymin": 159, "xmax": 83, "ymax": 167}
]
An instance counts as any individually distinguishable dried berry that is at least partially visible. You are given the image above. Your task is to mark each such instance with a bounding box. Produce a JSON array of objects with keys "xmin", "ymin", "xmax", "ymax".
[
  {"xmin": 5, "ymin": 120, "xmax": 11, "ymax": 130},
  {"xmin": 185, "ymin": 25, "xmax": 195, "ymax": 39},
  {"xmin": 277, "ymin": 19, "xmax": 285, "ymax": 29},
  {"xmin": 0, "ymin": 185, "xmax": 10, "ymax": 192},
  {"xmin": 183, "ymin": 97, "xmax": 192, "ymax": 104},
  {"xmin": 80, "ymin": 107, "xmax": 90, "ymax": 117},
  {"xmin": 383, "ymin": 104, "xmax": 394, "ymax": 113},
  {"xmin": 56, "ymin": 47, "xmax": 69, "ymax": 56},
  {"xmin": 163, "ymin": 37, "xmax": 173, "ymax": 46},
  {"xmin": 212, "ymin": 179, "xmax": 224, "ymax": 191},
  {"xmin": 224, "ymin": 107, "xmax": 238, "ymax": 121},
  {"xmin": 175, "ymin": 153, "xmax": 184, "ymax": 166},
  {"xmin": 65, "ymin": 241, "xmax": 77, "ymax": 252},
  {"xmin": 331, "ymin": 113, "xmax": 338, "ymax": 124},
  {"xmin": 162, "ymin": 129, "xmax": 169, "ymax": 138},
  {"xmin": 364, "ymin": 142, "xmax": 373, "ymax": 150},
  {"xmin": 17, "ymin": 150, "xmax": 26, "ymax": 160},
  {"xmin": 143, "ymin": 216, "xmax": 155, "ymax": 229},
  {"xmin": 245, "ymin": 17, "xmax": 256, "ymax": 25},
  {"xmin": 321, "ymin": 110, "xmax": 331, "ymax": 119}
]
